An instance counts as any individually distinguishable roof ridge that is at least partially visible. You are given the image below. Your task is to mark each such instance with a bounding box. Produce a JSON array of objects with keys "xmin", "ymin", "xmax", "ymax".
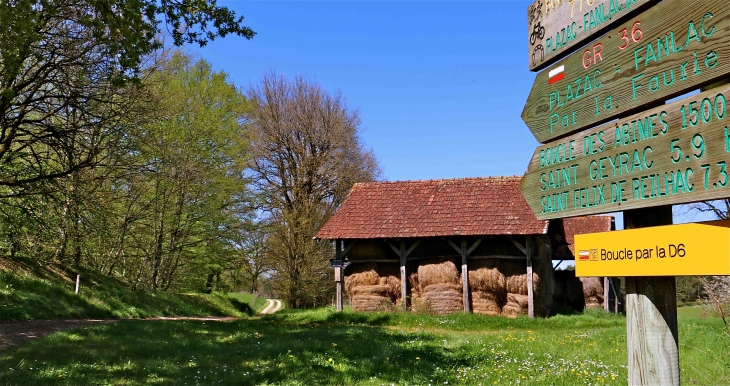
[{"xmin": 354, "ymin": 175, "xmax": 523, "ymax": 186}]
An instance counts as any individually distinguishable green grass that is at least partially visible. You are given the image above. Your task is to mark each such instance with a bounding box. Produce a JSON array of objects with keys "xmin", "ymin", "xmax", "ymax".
[
  {"xmin": 0, "ymin": 258, "xmax": 260, "ymax": 321},
  {"xmin": 1, "ymin": 308, "xmax": 727, "ymax": 385}
]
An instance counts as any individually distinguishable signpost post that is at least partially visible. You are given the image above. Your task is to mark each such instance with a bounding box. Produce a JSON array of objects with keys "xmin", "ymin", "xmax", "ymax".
[
  {"xmin": 523, "ymin": 0, "xmax": 730, "ymax": 144},
  {"xmin": 520, "ymin": 0, "xmax": 730, "ymax": 384}
]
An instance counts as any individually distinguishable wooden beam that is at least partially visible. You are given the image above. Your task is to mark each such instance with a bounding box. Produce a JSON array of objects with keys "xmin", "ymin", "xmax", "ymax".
[
  {"xmin": 467, "ymin": 255, "xmax": 526, "ymax": 260},
  {"xmin": 343, "ymin": 259, "xmax": 399, "ymax": 264},
  {"xmin": 404, "ymin": 240, "xmax": 421, "ymax": 258},
  {"xmin": 461, "ymin": 238, "xmax": 471, "ymax": 313},
  {"xmin": 341, "ymin": 240, "xmax": 357, "ymax": 258},
  {"xmin": 399, "ymin": 240, "xmax": 408, "ymax": 310},
  {"xmin": 446, "ymin": 238, "xmax": 462, "ymax": 255},
  {"xmin": 624, "ymin": 206, "xmax": 678, "ymax": 385},
  {"xmin": 466, "ymin": 236, "xmax": 485, "ymax": 256},
  {"xmin": 526, "ymin": 236, "xmax": 534, "ymax": 319},
  {"xmin": 508, "ymin": 236, "xmax": 528, "ymax": 256},
  {"xmin": 604, "ymin": 277, "xmax": 610, "ymax": 312},
  {"xmin": 335, "ymin": 240, "xmax": 343, "ymax": 312},
  {"xmin": 385, "ymin": 240, "xmax": 401, "ymax": 256}
]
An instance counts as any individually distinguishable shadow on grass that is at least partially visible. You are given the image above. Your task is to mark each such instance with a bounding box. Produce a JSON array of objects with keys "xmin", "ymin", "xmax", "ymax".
[{"xmin": 0, "ymin": 317, "xmax": 481, "ymax": 385}]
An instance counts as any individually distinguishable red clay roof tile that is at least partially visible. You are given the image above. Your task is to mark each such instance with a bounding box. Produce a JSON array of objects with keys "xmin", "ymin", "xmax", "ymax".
[{"xmin": 315, "ymin": 176, "xmax": 550, "ymax": 239}]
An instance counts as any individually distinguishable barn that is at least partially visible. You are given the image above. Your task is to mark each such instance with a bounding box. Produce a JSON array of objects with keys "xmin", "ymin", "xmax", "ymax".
[{"xmin": 315, "ymin": 176, "xmax": 615, "ymax": 317}]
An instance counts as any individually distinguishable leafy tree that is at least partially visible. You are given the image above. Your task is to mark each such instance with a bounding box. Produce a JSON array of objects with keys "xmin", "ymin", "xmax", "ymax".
[
  {"xmin": 114, "ymin": 52, "xmax": 252, "ymax": 291},
  {"xmin": 0, "ymin": 0, "xmax": 254, "ymax": 190},
  {"xmin": 247, "ymin": 73, "xmax": 380, "ymax": 308}
]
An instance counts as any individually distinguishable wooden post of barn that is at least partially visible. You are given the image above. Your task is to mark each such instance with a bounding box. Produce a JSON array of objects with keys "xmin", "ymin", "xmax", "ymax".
[
  {"xmin": 400, "ymin": 240, "xmax": 408, "ymax": 310},
  {"xmin": 335, "ymin": 240, "xmax": 343, "ymax": 312},
  {"xmin": 604, "ymin": 277, "xmax": 610, "ymax": 312},
  {"xmin": 461, "ymin": 238, "xmax": 471, "ymax": 313},
  {"xmin": 526, "ymin": 235, "xmax": 534, "ymax": 319},
  {"xmin": 624, "ymin": 206, "xmax": 679, "ymax": 386}
]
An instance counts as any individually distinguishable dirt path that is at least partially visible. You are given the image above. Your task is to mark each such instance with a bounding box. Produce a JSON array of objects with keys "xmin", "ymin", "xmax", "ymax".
[
  {"xmin": 0, "ymin": 316, "xmax": 237, "ymax": 352},
  {"xmin": 259, "ymin": 299, "xmax": 282, "ymax": 315}
]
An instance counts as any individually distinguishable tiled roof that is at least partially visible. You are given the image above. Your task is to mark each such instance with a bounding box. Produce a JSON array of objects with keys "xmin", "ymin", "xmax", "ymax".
[
  {"xmin": 563, "ymin": 215, "xmax": 614, "ymax": 254},
  {"xmin": 315, "ymin": 176, "xmax": 550, "ymax": 239}
]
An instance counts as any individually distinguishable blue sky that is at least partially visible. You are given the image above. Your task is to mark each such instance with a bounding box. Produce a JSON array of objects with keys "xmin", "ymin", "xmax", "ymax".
[{"xmin": 191, "ymin": 0, "xmax": 715, "ymax": 228}]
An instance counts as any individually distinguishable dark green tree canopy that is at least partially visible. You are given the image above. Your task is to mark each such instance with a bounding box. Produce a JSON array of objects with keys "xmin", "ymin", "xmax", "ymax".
[
  {"xmin": 0, "ymin": 0, "xmax": 254, "ymax": 80},
  {"xmin": 0, "ymin": 0, "xmax": 254, "ymax": 189}
]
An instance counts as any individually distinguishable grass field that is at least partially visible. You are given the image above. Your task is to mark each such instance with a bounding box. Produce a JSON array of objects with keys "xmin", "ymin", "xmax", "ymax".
[
  {"xmin": 1, "ymin": 307, "xmax": 728, "ymax": 385},
  {"xmin": 0, "ymin": 257, "xmax": 264, "ymax": 321}
]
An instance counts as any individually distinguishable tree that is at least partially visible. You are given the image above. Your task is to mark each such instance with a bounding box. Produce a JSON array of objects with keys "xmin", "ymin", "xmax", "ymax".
[
  {"xmin": 115, "ymin": 52, "xmax": 252, "ymax": 291},
  {"xmin": 0, "ymin": 1, "xmax": 254, "ymax": 190},
  {"xmin": 247, "ymin": 73, "xmax": 380, "ymax": 308}
]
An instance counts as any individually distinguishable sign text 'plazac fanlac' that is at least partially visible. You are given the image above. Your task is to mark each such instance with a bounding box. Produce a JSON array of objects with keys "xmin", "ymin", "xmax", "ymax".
[
  {"xmin": 574, "ymin": 221, "xmax": 730, "ymax": 277},
  {"xmin": 522, "ymin": 0, "xmax": 730, "ymax": 144},
  {"xmin": 527, "ymin": 0, "xmax": 657, "ymax": 71},
  {"xmin": 521, "ymin": 83, "xmax": 730, "ymax": 220}
]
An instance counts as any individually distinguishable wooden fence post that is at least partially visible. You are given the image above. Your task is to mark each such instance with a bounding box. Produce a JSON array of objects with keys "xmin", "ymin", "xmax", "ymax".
[
  {"xmin": 526, "ymin": 235, "xmax": 534, "ymax": 319},
  {"xmin": 75, "ymin": 275, "xmax": 80, "ymax": 294},
  {"xmin": 335, "ymin": 240, "xmax": 343, "ymax": 312},
  {"xmin": 461, "ymin": 238, "xmax": 471, "ymax": 313},
  {"xmin": 400, "ymin": 241, "xmax": 408, "ymax": 310},
  {"xmin": 624, "ymin": 206, "xmax": 679, "ymax": 386}
]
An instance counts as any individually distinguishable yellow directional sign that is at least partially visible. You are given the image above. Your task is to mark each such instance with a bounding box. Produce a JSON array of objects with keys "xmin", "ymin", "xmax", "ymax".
[{"xmin": 575, "ymin": 220, "xmax": 730, "ymax": 277}]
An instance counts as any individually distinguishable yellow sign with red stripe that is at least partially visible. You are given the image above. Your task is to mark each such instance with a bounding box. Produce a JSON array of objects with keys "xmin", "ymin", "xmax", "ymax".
[{"xmin": 575, "ymin": 220, "xmax": 730, "ymax": 277}]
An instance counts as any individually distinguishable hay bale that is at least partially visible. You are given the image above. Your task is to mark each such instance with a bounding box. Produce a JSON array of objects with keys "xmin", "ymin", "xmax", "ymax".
[
  {"xmin": 344, "ymin": 263, "xmax": 380, "ymax": 295},
  {"xmin": 409, "ymin": 272, "xmax": 421, "ymax": 299},
  {"xmin": 468, "ymin": 259, "xmax": 506, "ymax": 295},
  {"xmin": 352, "ymin": 284, "xmax": 390, "ymax": 296},
  {"xmin": 501, "ymin": 260, "xmax": 531, "ymax": 295},
  {"xmin": 351, "ymin": 285, "xmax": 393, "ymax": 312},
  {"xmin": 472, "ymin": 291, "xmax": 502, "ymax": 316},
  {"xmin": 580, "ymin": 277, "xmax": 604, "ymax": 307},
  {"xmin": 352, "ymin": 294, "xmax": 393, "ymax": 311},
  {"xmin": 417, "ymin": 260, "xmax": 459, "ymax": 291},
  {"xmin": 379, "ymin": 276, "xmax": 402, "ymax": 300},
  {"xmin": 502, "ymin": 293, "xmax": 528, "ymax": 317},
  {"xmin": 422, "ymin": 283, "xmax": 462, "ymax": 315}
]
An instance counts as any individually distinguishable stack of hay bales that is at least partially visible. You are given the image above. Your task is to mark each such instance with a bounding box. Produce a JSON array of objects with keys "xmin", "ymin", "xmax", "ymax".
[
  {"xmin": 379, "ymin": 264, "xmax": 402, "ymax": 303},
  {"xmin": 469, "ymin": 259, "xmax": 505, "ymax": 316},
  {"xmin": 345, "ymin": 263, "xmax": 391, "ymax": 311},
  {"xmin": 580, "ymin": 277, "xmax": 605, "ymax": 308},
  {"xmin": 501, "ymin": 260, "xmax": 530, "ymax": 317},
  {"xmin": 417, "ymin": 260, "xmax": 463, "ymax": 314}
]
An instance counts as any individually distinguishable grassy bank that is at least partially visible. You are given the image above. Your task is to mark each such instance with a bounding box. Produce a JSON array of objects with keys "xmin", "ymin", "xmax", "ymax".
[
  {"xmin": 0, "ymin": 257, "xmax": 260, "ymax": 321},
  {"xmin": 1, "ymin": 307, "xmax": 727, "ymax": 385}
]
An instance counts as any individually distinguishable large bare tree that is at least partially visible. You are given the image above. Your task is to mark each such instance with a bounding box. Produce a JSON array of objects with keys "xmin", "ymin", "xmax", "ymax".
[{"xmin": 247, "ymin": 73, "xmax": 379, "ymax": 308}]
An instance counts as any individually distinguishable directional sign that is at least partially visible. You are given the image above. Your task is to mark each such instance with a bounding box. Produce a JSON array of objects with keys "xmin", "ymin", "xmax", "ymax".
[
  {"xmin": 521, "ymin": 83, "xmax": 730, "ymax": 220},
  {"xmin": 522, "ymin": 0, "xmax": 730, "ymax": 144},
  {"xmin": 527, "ymin": 0, "xmax": 657, "ymax": 71},
  {"xmin": 575, "ymin": 220, "xmax": 730, "ymax": 277}
]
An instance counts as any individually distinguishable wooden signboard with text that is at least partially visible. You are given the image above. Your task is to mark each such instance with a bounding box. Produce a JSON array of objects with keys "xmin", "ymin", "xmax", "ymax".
[
  {"xmin": 522, "ymin": 0, "xmax": 730, "ymax": 144},
  {"xmin": 521, "ymin": 83, "xmax": 730, "ymax": 220},
  {"xmin": 527, "ymin": 0, "xmax": 657, "ymax": 71},
  {"xmin": 575, "ymin": 221, "xmax": 730, "ymax": 276}
]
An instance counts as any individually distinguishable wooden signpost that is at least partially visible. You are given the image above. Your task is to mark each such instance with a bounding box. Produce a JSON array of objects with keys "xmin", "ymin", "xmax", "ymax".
[
  {"xmin": 575, "ymin": 220, "xmax": 730, "ymax": 276},
  {"xmin": 520, "ymin": 83, "xmax": 730, "ymax": 220},
  {"xmin": 522, "ymin": 0, "xmax": 730, "ymax": 143},
  {"xmin": 519, "ymin": 0, "xmax": 730, "ymax": 383},
  {"xmin": 527, "ymin": 0, "xmax": 657, "ymax": 71}
]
